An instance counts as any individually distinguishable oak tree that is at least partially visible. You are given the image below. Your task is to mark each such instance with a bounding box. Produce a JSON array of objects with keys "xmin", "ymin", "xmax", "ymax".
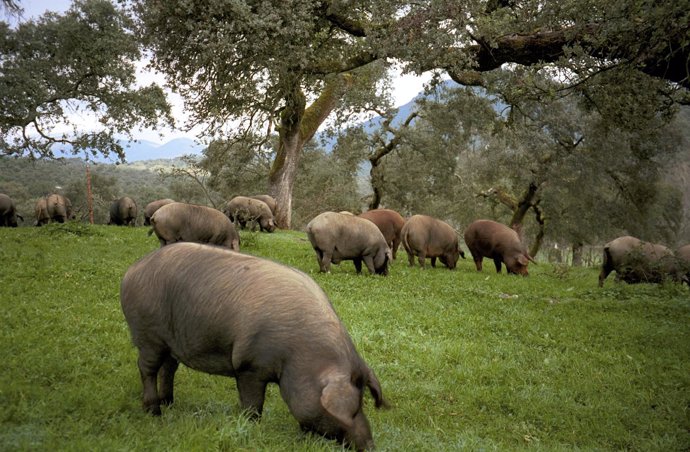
[{"xmin": 0, "ymin": 0, "xmax": 172, "ymax": 161}]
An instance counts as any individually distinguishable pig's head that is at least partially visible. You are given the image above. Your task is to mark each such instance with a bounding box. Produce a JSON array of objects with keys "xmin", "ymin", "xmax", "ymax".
[
  {"xmin": 261, "ymin": 217, "xmax": 276, "ymax": 232},
  {"xmin": 440, "ymin": 244, "xmax": 463, "ymax": 270},
  {"xmin": 374, "ymin": 247, "xmax": 392, "ymax": 276},
  {"xmin": 300, "ymin": 367, "xmax": 385, "ymax": 450},
  {"xmin": 506, "ymin": 253, "xmax": 533, "ymax": 276}
]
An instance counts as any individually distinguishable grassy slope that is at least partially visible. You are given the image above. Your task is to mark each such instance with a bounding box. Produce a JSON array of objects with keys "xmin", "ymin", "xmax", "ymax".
[{"xmin": 1, "ymin": 225, "xmax": 689, "ymax": 451}]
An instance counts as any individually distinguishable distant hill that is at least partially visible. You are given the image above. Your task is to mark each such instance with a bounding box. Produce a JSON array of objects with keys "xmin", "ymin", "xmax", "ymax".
[
  {"xmin": 50, "ymin": 80, "xmax": 503, "ymax": 162},
  {"xmin": 53, "ymin": 137, "xmax": 205, "ymax": 163},
  {"xmin": 317, "ymin": 79, "xmax": 508, "ymax": 152}
]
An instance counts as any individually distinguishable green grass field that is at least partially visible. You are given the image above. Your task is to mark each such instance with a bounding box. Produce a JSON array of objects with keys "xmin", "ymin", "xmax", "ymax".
[{"xmin": 1, "ymin": 223, "xmax": 689, "ymax": 451}]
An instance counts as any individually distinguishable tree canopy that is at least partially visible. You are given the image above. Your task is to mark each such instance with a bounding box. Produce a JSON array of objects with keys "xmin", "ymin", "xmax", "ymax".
[
  {"xmin": 2, "ymin": 0, "xmax": 688, "ymax": 232},
  {"xmin": 0, "ymin": 0, "xmax": 172, "ymax": 161},
  {"xmin": 128, "ymin": 0, "xmax": 689, "ymax": 228}
]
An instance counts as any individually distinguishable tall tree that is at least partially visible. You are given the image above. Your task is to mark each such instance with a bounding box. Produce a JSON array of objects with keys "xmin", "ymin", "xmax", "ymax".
[
  {"xmin": 130, "ymin": 0, "xmax": 389, "ymax": 228},
  {"xmin": 0, "ymin": 0, "xmax": 172, "ymax": 161},
  {"xmin": 131, "ymin": 0, "xmax": 689, "ymax": 229}
]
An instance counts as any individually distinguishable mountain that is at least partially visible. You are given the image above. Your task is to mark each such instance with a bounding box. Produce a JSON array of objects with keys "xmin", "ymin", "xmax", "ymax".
[
  {"xmin": 50, "ymin": 80, "xmax": 503, "ymax": 162},
  {"xmin": 53, "ymin": 137, "xmax": 205, "ymax": 163},
  {"xmin": 120, "ymin": 138, "xmax": 205, "ymax": 162},
  {"xmin": 317, "ymin": 79, "xmax": 508, "ymax": 152}
]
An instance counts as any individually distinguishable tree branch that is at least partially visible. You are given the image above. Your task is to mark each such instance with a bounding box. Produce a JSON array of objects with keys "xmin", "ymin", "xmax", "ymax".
[{"xmin": 441, "ymin": 23, "xmax": 690, "ymax": 89}]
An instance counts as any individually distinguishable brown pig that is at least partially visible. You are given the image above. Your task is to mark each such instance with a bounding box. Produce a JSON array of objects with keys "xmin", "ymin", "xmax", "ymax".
[
  {"xmin": 109, "ymin": 196, "xmax": 138, "ymax": 226},
  {"xmin": 150, "ymin": 202, "xmax": 240, "ymax": 251},
  {"xmin": 401, "ymin": 214, "xmax": 464, "ymax": 269},
  {"xmin": 306, "ymin": 211, "xmax": 392, "ymax": 275},
  {"xmin": 0, "ymin": 194, "xmax": 22, "ymax": 227},
  {"xmin": 120, "ymin": 243, "xmax": 386, "ymax": 450},
  {"xmin": 464, "ymin": 219, "xmax": 534, "ymax": 275},
  {"xmin": 224, "ymin": 196, "xmax": 276, "ymax": 232},
  {"xmin": 249, "ymin": 194, "xmax": 277, "ymax": 216},
  {"xmin": 34, "ymin": 197, "xmax": 50, "ymax": 226},
  {"xmin": 143, "ymin": 198, "xmax": 175, "ymax": 226},
  {"xmin": 598, "ymin": 236, "xmax": 679, "ymax": 287},
  {"xmin": 358, "ymin": 209, "xmax": 406, "ymax": 259},
  {"xmin": 35, "ymin": 194, "xmax": 73, "ymax": 226}
]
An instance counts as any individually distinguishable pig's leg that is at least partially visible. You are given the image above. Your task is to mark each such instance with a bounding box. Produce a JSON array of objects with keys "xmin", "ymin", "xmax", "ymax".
[
  {"xmin": 417, "ymin": 252, "xmax": 426, "ymax": 268},
  {"xmin": 236, "ymin": 372, "xmax": 268, "ymax": 419},
  {"xmin": 354, "ymin": 257, "xmax": 365, "ymax": 274},
  {"xmin": 137, "ymin": 348, "xmax": 165, "ymax": 415},
  {"xmin": 320, "ymin": 251, "xmax": 332, "ymax": 273},
  {"xmin": 158, "ymin": 353, "xmax": 179, "ymax": 406}
]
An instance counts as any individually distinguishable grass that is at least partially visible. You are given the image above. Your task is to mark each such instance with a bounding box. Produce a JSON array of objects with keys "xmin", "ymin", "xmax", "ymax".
[{"xmin": 1, "ymin": 224, "xmax": 689, "ymax": 451}]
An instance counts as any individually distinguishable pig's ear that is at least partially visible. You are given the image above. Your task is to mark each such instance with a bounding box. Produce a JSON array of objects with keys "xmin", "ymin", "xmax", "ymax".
[
  {"xmin": 366, "ymin": 366, "xmax": 388, "ymax": 409},
  {"xmin": 320, "ymin": 375, "xmax": 358, "ymax": 428}
]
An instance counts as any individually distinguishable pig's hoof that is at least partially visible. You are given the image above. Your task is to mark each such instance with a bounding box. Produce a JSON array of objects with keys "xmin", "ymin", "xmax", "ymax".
[{"xmin": 145, "ymin": 404, "xmax": 162, "ymax": 416}]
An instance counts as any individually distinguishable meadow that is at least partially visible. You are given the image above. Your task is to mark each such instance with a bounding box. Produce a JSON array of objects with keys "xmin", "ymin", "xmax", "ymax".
[{"xmin": 1, "ymin": 223, "xmax": 689, "ymax": 451}]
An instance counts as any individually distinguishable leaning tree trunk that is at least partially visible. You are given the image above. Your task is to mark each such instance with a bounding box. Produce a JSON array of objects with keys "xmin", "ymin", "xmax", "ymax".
[
  {"xmin": 368, "ymin": 160, "xmax": 384, "ymax": 210},
  {"xmin": 269, "ymin": 75, "xmax": 352, "ymax": 229},
  {"xmin": 529, "ymin": 203, "xmax": 545, "ymax": 258},
  {"xmin": 478, "ymin": 181, "xmax": 544, "ymax": 257},
  {"xmin": 367, "ymin": 111, "xmax": 417, "ymax": 211}
]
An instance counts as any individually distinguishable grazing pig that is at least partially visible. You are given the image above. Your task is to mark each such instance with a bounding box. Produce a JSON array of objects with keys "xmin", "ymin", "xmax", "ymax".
[
  {"xmin": 36, "ymin": 194, "xmax": 73, "ymax": 225},
  {"xmin": 150, "ymin": 202, "xmax": 240, "ymax": 250},
  {"xmin": 109, "ymin": 196, "xmax": 138, "ymax": 226},
  {"xmin": 47, "ymin": 194, "xmax": 73, "ymax": 223},
  {"xmin": 401, "ymin": 215, "xmax": 464, "ymax": 269},
  {"xmin": 249, "ymin": 194, "xmax": 277, "ymax": 216},
  {"xmin": 120, "ymin": 243, "xmax": 386, "ymax": 450},
  {"xmin": 464, "ymin": 219, "xmax": 534, "ymax": 275},
  {"xmin": 34, "ymin": 197, "xmax": 50, "ymax": 226},
  {"xmin": 598, "ymin": 236, "xmax": 679, "ymax": 287},
  {"xmin": 0, "ymin": 194, "xmax": 22, "ymax": 227},
  {"xmin": 143, "ymin": 198, "xmax": 175, "ymax": 226},
  {"xmin": 224, "ymin": 196, "xmax": 276, "ymax": 232},
  {"xmin": 358, "ymin": 209, "xmax": 406, "ymax": 259},
  {"xmin": 306, "ymin": 211, "xmax": 392, "ymax": 275}
]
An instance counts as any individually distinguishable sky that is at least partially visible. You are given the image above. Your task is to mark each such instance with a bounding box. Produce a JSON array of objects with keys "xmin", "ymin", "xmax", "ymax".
[{"xmin": 13, "ymin": 0, "xmax": 433, "ymax": 144}]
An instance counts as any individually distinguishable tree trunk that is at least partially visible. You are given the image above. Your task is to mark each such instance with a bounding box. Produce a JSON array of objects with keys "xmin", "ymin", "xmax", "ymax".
[
  {"xmin": 368, "ymin": 160, "xmax": 383, "ymax": 210},
  {"xmin": 510, "ymin": 181, "xmax": 539, "ymax": 230},
  {"xmin": 271, "ymin": 128, "xmax": 304, "ymax": 229},
  {"xmin": 366, "ymin": 111, "xmax": 417, "ymax": 210},
  {"xmin": 572, "ymin": 242, "xmax": 583, "ymax": 266},
  {"xmin": 529, "ymin": 203, "xmax": 545, "ymax": 258},
  {"xmin": 269, "ymin": 75, "xmax": 352, "ymax": 229}
]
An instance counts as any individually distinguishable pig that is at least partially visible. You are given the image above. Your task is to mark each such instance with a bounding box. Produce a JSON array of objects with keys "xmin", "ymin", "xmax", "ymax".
[
  {"xmin": 463, "ymin": 219, "xmax": 535, "ymax": 275},
  {"xmin": 598, "ymin": 236, "xmax": 679, "ymax": 287},
  {"xmin": 401, "ymin": 214, "xmax": 464, "ymax": 269},
  {"xmin": 306, "ymin": 211, "xmax": 392, "ymax": 275},
  {"xmin": 120, "ymin": 243, "xmax": 386, "ymax": 450},
  {"xmin": 143, "ymin": 198, "xmax": 175, "ymax": 226},
  {"xmin": 35, "ymin": 194, "xmax": 73, "ymax": 226},
  {"xmin": 109, "ymin": 196, "xmax": 138, "ymax": 226},
  {"xmin": 150, "ymin": 202, "xmax": 240, "ymax": 250},
  {"xmin": 358, "ymin": 209, "xmax": 406, "ymax": 259},
  {"xmin": 249, "ymin": 194, "xmax": 277, "ymax": 216},
  {"xmin": 0, "ymin": 194, "xmax": 22, "ymax": 227},
  {"xmin": 34, "ymin": 197, "xmax": 50, "ymax": 226},
  {"xmin": 224, "ymin": 196, "xmax": 276, "ymax": 232}
]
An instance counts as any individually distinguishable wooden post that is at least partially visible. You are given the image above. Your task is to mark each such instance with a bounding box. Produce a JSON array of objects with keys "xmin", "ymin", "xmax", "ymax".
[{"xmin": 86, "ymin": 164, "xmax": 94, "ymax": 224}]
